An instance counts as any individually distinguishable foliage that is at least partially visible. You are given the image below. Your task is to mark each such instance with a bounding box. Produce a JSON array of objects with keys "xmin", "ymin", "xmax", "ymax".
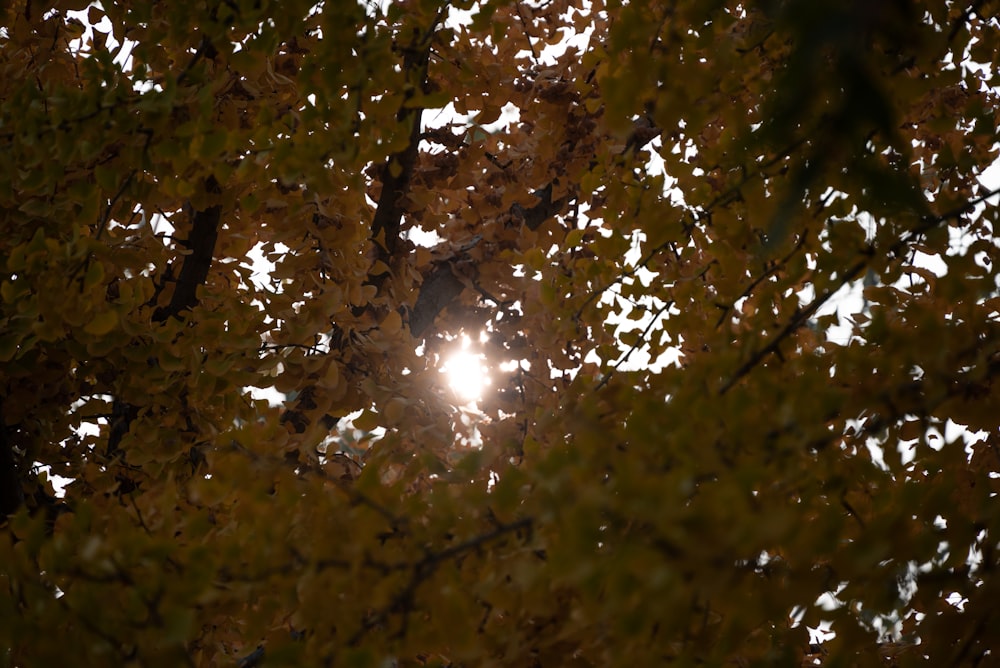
[{"xmin": 2, "ymin": 0, "xmax": 1000, "ymax": 665}]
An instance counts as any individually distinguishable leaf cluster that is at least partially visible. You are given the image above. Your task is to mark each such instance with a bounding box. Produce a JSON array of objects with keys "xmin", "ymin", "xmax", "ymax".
[{"xmin": 2, "ymin": 1, "xmax": 1000, "ymax": 666}]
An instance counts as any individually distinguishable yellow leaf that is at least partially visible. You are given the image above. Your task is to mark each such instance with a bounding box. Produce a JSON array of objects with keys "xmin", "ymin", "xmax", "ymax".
[
  {"xmin": 1, "ymin": 280, "xmax": 22, "ymax": 303},
  {"xmin": 381, "ymin": 309, "xmax": 402, "ymax": 335},
  {"xmin": 94, "ymin": 165, "xmax": 118, "ymax": 193},
  {"xmin": 618, "ymin": 329, "xmax": 641, "ymax": 347},
  {"xmin": 402, "ymin": 91, "xmax": 451, "ymax": 109},
  {"xmin": 198, "ymin": 130, "xmax": 228, "ymax": 159},
  {"xmin": 83, "ymin": 260, "xmax": 104, "ymax": 290},
  {"xmin": 477, "ymin": 104, "xmax": 503, "ymax": 125},
  {"xmin": 204, "ymin": 356, "xmax": 235, "ymax": 377},
  {"xmin": 321, "ymin": 364, "xmax": 341, "ymax": 401},
  {"xmin": 565, "ymin": 228, "xmax": 585, "ymax": 248},
  {"xmin": 524, "ymin": 247, "xmax": 546, "ymax": 272},
  {"xmin": 0, "ymin": 334, "xmax": 19, "ymax": 362},
  {"xmin": 384, "ymin": 397, "xmax": 406, "ymax": 425},
  {"xmin": 83, "ymin": 310, "xmax": 118, "ymax": 336},
  {"xmin": 352, "ymin": 410, "xmax": 380, "ymax": 432}
]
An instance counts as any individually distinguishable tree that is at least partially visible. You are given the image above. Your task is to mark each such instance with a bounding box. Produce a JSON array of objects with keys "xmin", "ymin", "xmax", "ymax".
[{"xmin": 2, "ymin": 0, "xmax": 999, "ymax": 664}]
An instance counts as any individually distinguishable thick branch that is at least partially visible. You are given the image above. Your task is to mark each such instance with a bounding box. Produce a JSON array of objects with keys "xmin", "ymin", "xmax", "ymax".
[
  {"xmin": 0, "ymin": 401, "xmax": 24, "ymax": 516},
  {"xmin": 371, "ymin": 107, "xmax": 424, "ymax": 257},
  {"xmin": 153, "ymin": 179, "xmax": 222, "ymax": 323},
  {"xmin": 369, "ymin": 13, "xmax": 443, "ymax": 258},
  {"xmin": 407, "ymin": 116, "xmax": 662, "ymax": 337},
  {"xmin": 408, "ymin": 263, "xmax": 465, "ymax": 337},
  {"xmin": 109, "ymin": 180, "xmax": 222, "ymax": 457}
]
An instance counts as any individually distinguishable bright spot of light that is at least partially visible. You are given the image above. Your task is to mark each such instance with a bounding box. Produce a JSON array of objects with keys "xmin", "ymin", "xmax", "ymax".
[{"xmin": 442, "ymin": 335, "xmax": 490, "ymax": 403}]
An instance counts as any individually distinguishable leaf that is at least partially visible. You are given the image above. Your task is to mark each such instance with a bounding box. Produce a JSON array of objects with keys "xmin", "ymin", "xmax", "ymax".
[
  {"xmin": 618, "ymin": 329, "xmax": 641, "ymax": 347},
  {"xmin": 0, "ymin": 334, "xmax": 20, "ymax": 362},
  {"xmin": 197, "ymin": 130, "xmax": 229, "ymax": 159},
  {"xmin": 524, "ymin": 247, "xmax": 546, "ymax": 272},
  {"xmin": 565, "ymin": 228, "xmax": 585, "ymax": 248},
  {"xmin": 352, "ymin": 410, "xmax": 380, "ymax": 432},
  {"xmin": 83, "ymin": 260, "xmax": 105, "ymax": 290},
  {"xmin": 477, "ymin": 104, "xmax": 503, "ymax": 125},
  {"xmin": 384, "ymin": 397, "xmax": 406, "ymax": 425},
  {"xmin": 0, "ymin": 280, "xmax": 23, "ymax": 303},
  {"xmin": 94, "ymin": 165, "xmax": 119, "ymax": 193},
  {"xmin": 403, "ymin": 91, "xmax": 452, "ymax": 109},
  {"xmin": 380, "ymin": 309, "xmax": 402, "ymax": 335},
  {"xmin": 83, "ymin": 310, "xmax": 118, "ymax": 336}
]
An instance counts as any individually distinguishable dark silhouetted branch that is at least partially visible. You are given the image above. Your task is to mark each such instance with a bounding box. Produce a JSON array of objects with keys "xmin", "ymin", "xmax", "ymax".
[
  {"xmin": 408, "ymin": 263, "xmax": 465, "ymax": 337},
  {"xmin": 109, "ymin": 178, "xmax": 222, "ymax": 458},
  {"xmin": 153, "ymin": 178, "xmax": 222, "ymax": 323},
  {"xmin": 0, "ymin": 399, "xmax": 23, "ymax": 516},
  {"xmin": 720, "ymin": 186, "xmax": 1000, "ymax": 394}
]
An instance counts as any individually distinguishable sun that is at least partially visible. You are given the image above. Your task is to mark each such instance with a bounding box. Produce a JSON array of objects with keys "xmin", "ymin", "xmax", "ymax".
[{"xmin": 441, "ymin": 335, "xmax": 491, "ymax": 403}]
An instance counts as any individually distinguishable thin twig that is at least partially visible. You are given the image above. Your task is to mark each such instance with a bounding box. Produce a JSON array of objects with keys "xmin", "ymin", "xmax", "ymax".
[
  {"xmin": 575, "ymin": 138, "xmax": 808, "ymax": 320},
  {"xmin": 948, "ymin": 0, "xmax": 986, "ymax": 42},
  {"xmin": 95, "ymin": 170, "xmax": 137, "ymax": 242},
  {"xmin": 347, "ymin": 516, "xmax": 533, "ymax": 645},
  {"xmin": 714, "ymin": 230, "xmax": 809, "ymax": 329},
  {"xmin": 719, "ymin": 185, "xmax": 1000, "ymax": 394},
  {"xmin": 515, "ymin": 3, "xmax": 540, "ymax": 66},
  {"xmin": 596, "ymin": 300, "xmax": 673, "ymax": 391},
  {"xmin": 175, "ymin": 36, "xmax": 213, "ymax": 86}
]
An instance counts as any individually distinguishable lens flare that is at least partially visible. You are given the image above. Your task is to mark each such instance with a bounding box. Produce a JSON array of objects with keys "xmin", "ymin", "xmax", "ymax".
[{"xmin": 442, "ymin": 336, "xmax": 490, "ymax": 402}]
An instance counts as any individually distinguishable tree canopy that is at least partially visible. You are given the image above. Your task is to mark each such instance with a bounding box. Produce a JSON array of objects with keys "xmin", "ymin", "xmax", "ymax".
[{"xmin": 2, "ymin": 0, "xmax": 1000, "ymax": 665}]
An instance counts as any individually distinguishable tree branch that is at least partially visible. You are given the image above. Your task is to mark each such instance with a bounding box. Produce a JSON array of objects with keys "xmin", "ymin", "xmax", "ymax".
[
  {"xmin": 719, "ymin": 186, "xmax": 1000, "ymax": 394},
  {"xmin": 407, "ymin": 115, "xmax": 661, "ymax": 337},
  {"xmin": 595, "ymin": 300, "xmax": 674, "ymax": 391},
  {"xmin": 515, "ymin": 183, "xmax": 570, "ymax": 231},
  {"xmin": 153, "ymin": 178, "xmax": 223, "ymax": 323},
  {"xmin": 948, "ymin": 0, "xmax": 986, "ymax": 42},
  {"xmin": 370, "ymin": 11, "xmax": 444, "ymax": 258},
  {"xmin": 108, "ymin": 178, "xmax": 223, "ymax": 457},
  {"xmin": 348, "ymin": 516, "xmax": 533, "ymax": 645},
  {"xmin": 0, "ymin": 399, "xmax": 24, "ymax": 517},
  {"xmin": 408, "ymin": 262, "xmax": 465, "ymax": 337},
  {"xmin": 370, "ymin": 108, "xmax": 424, "ymax": 257}
]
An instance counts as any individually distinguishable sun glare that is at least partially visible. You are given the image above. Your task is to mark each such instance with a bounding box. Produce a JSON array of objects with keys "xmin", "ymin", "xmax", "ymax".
[{"xmin": 442, "ymin": 335, "xmax": 490, "ymax": 403}]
